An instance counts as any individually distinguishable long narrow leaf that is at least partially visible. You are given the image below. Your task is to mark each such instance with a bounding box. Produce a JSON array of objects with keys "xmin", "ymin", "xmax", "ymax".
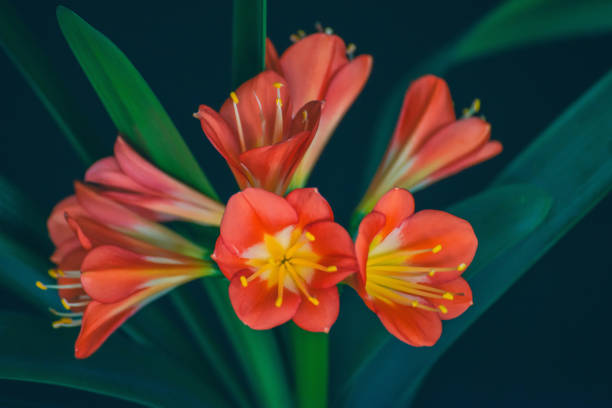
[
  {"xmin": 339, "ymin": 67, "xmax": 612, "ymax": 407},
  {"xmin": 231, "ymin": 0, "xmax": 266, "ymax": 88},
  {"xmin": 0, "ymin": 311, "xmax": 230, "ymax": 408},
  {"xmin": 0, "ymin": 0, "xmax": 100, "ymax": 165},
  {"xmin": 56, "ymin": 6, "xmax": 217, "ymax": 198}
]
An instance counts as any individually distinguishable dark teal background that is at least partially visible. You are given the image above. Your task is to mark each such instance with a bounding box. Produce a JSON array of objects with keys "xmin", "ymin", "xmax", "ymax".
[{"xmin": 1, "ymin": 0, "xmax": 611, "ymax": 406}]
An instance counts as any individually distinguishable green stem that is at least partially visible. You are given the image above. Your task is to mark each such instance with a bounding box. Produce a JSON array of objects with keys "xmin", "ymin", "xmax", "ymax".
[
  {"xmin": 231, "ymin": 0, "xmax": 266, "ymax": 88},
  {"xmin": 291, "ymin": 325, "xmax": 329, "ymax": 408}
]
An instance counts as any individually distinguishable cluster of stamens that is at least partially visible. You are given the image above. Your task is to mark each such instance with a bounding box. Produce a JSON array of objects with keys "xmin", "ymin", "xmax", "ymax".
[
  {"xmin": 289, "ymin": 23, "xmax": 356, "ymax": 59},
  {"xmin": 462, "ymin": 98, "xmax": 483, "ymax": 119},
  {"xmin": 240, "ymin": 228, "xmax": 337, "ymax": 308},
  {"xmin": 36, "ymin": 268, "xmax": 88, "ymax": 328},
  {"xmin": 365, "ymin": 243, "xmax": 466, "ymax": 314}
]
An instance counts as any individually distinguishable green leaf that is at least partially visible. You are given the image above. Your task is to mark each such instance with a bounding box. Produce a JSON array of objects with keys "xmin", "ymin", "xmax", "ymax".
[
  {"xmin": 56, "ymin": 6, "xmax": 218, "ymax": 198},
  {"xmin": 336, "ymin": 184, "xmax": 552, "ymax": 407},
  {"xmin": 290, "ymin": 325, "xmax": 329, "ymax": 408},
  {"xmin": 201, "ymin": 278, "xmax": 292, "ymax": 408},
  {"xmin": 454, "ymin": 0, "xmax": 612, "ymax": 63},
  {"xmin": 0, "ymin": 0, "xmax": 100, "ymax": 165},
  {"xmin": 231, "ymin": 0, "xmax": 266, "ymax": 88},
  {"xmin": 0, "ymin": 311, "xmax": 230, "ymax": 408},
  {"xmin": 339, "ymin": 66, "xmax": 612, "ymax": 407}
]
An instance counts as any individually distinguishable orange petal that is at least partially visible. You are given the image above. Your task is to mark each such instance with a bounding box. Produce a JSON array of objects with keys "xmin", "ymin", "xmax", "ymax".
[
  {"xmin": 220, "ymin": 188, "xmax": 298, "ymax": 254},
  {"xmin": 286, "ymin": 187, "xmax": 333, "ymax": 227},
  {"xmin": 292, "ymin": 286, "xmax": 339, "ymax": 333},
  {"xmin": 407, "ymin": 117, "xmax": 491, "ymax": 183},
  {"xmin": 265, "ymin": 38, "xmax": 283, "ymax": 74},
  {"xmin": 395, "ymin": 209, "xmax": 478, "ymax": 282},
  {"xmin": 355, "ymin": 212, "xmax": 386, "ymax": 282},
  {"xmin": 373, "ymin": 299, "xmax": 442, "ymax": 347},
  {"xmin": 372, "ymin": 188, "xmax": 415, "ymax": 238},
  {"xmin": 429, "ymin": 277, "xmax": 473, "ymax": 320},
  {"xmin": 228, "ymin": 270, "xmax": 301, "ymax": 330},
  {"xmin": 212, "ymin": 236, "xmax": 246, "ymax": 280},
  {"xmin": 415, "ymin": 140, "xmax": 503, "ymax": 191},
  {"xmin": 280, "ymin": 33, "xmax": 348, "ymax": 115},
  {"xmin": 80, "ymin": 245, "xmax": 202, "ymax": 304},
  {"xmin": 389, "ymin": 75, "xmax": 455, "ymax": 158},
  {"xmin": 85, "ymin": 156, "xmax": 154, "ymax": 194}
]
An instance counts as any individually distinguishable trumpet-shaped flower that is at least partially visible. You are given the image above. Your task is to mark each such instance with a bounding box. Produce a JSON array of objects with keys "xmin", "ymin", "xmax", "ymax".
[
  {"xmin": 196, "ymin": 71, "xmax": 322, "ymax": 195},
  {"xmin": 353, "ymin": 188, "xmax": 477, "ymax": 346},
  {"xmin": 357, "ymin": 75, "xmax": 502, "ymax": 215},
  {"xmin": 267, "ymin": 32, "xmax": 373, "ymax": 187},
  {"xmin": 85, "ymin": 136, "xmax": 224, "ymax": 226},
  {"xmin": 43, "ymin": 182, "xmax": 213, "ymax": 358},
  {"xmin": 213, "ymin": 188, "xmax": 357, "ymax": 332}
]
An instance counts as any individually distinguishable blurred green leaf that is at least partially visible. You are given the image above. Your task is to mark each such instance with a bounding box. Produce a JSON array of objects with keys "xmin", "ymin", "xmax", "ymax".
[
  {"xmin": 0, "ymin": 311, "xmax": 230, "ymax": 407},
  {"xmin": 455, "ymin": 0, "xmax": 612, "ymax": 63},
  {"xmin": 291, "ymin": 325, "xmax": 329, "ymax": 408},
  {"xmin": 202, "ymin": 278, "xmax": 292, "ymax": 408},
  {"xmin": 334, "ymin": 184, "xmax": 552, "ymax": 406},
  {"xmin": 231, "ymin": 0, "xmax": 266, "ymax": 88},
  {"xmin": 56, "ymin": 6, "xmax": 218, "ymax": 198},
  {"xmin": 339, "ymin": 66, "xmax": 612, "ymax": 407},
  {"xmin": 0, "ymin": 0, "xmax": 100, "ymax": 165}
]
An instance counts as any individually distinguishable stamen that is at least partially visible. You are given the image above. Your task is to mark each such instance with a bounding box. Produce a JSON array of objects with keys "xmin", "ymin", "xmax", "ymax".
[
  {"xmin": 252, "ymin": 91, "xmax": 267, "ymax": 146},
  {"xmin": 438, "ymin": 305, "xmax": 448, "ymax": 314},
  {"xmin": 272, "ymin": 83, "xmax": 284, "ymax": 144},
  {"xmin": 275, "ymin": 264, "xmax": 286, "ymax": 307},
  {"xmin": 36, "ymin": 281, "xmax": 82, "ymax": 291},
  {"xmin": 230, "ymin": 91, "xmax": 247, "ymax": 152},
  {"xmin": 240, "ymin": 276, "xmax": 248, "ymax": 287},
  {"xmin": 285, "ymin": 263, "xmax": 319, "ymax": 306},
  {"xmin": 290, "ymin": 258, "xmax": 337, "ymax": 272},
  {"xmin": 290, "ymin": 34, "xmax": 300, "ymax": 43},
  {"xmin": 457, "ymin": 263, "xmax": 467, "ymax": 271},
  {"xmin": 315, "ymin": 22, "xmax": 324, "ymax": 32},
  {"xmin": 324, "ymin": 27, "xmax": 333, "ymax": 34},
  {"xmin": 52, "ymin": 317, "xmax": 82, "ymax": 329},
  {"xmin": 297, "ymin": 29, "xmax": 306, "ymax": 38},
  {"xmin": 462, "ymin": 98, "xmax": 482, "ymax": 118},
  {"xmin": 62, "ymin": 298, "xmax": 90, "ymax": 309},
  {"xmin": 49, "ymin": 307, "xmax": 83, "ymax": 317},
  {"xmin": 432, "ymin": 244, "xmax": 442, "ymax": 254},
  {"xmin": 305, "ymin": 231, "xmax": 315, "ymax": 242},
  {"xmin": 346, "ymin": 43, "xmax": 356, "ymax": 59},
  {"xmin": 367, "ymin": 245, "xmax": 442, "ymax": 267}
]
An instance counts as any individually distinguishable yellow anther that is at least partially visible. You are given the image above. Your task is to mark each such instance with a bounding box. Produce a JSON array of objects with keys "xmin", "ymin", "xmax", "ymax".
[
  {"xmin": 61, "ymin": 298, "xmax": 71, "ymax": 310},
  {"xmin": 327, "ymin": 265, "xmax": 338, "ymax": 272},
  {"xmin": 48, "ymin": 269, "xmax": 58, "ymax": 279},
  {"xmin": 462, "ymin": 108, "xmax": 470, "ymax": 116},
  {"xmin": 305, "ymin": 232, "xmax": 316, "ymax": 242},
  {"xmin": 411, "ymin": 300, "xmax": 419, "ymax": 308},
  {"xmin": 457, "ymin": 263, "xmax": 467, "ymax": 271},
  {"xmin": 346, "ymin": 43, "xmax": 357, "ymax": 55},
  {"xmin": 429, "ymin": 270, "xmax": 436, "ymax": 277},
  {"xmin": 52, "ymin": 317, "xmax": 72, "ymax": 329},
  {"xmin": 36, "ymin": 281, "xmax": 47, "ymax": 290},
  {"xmin": 192, "ymin": 112, "xmax": 200, "ymax": 119},
  {"xmin": 230, "ymin": 91, "xmax": 239, "ymax": 104},
  {"xmin": 438, "ymin": 305, "xmax": 448, "ymax": 314},
  {"xmin": 442, "ymin": 292, "xmax": 454, "ymax": 300},
  {"xmin": 276, "ymin": 97, "xmax": 283, "ymax": 107},
  {"xmin": 290, "ymin": 34, "xmax": 300, "ymax": 43},
  {"xmin": 309, "ymin": 297, "xmax": 320, "ymax": 306},
  {"xmin": 297, "ymin": 29, "xmax": 306, "ymax": 38},
  {"xmin": 302, "ymin": 110, "xmax": 308, "ymax": 121},
  {"xmin": 432, "ymin": 244, "xmax": 442, "ymax": 254},
  {"xmin": 473, "ymin": 98, "xmax": 481, "ymax": 113},
  {"xmin": 275, "ymin": 297, "xmax": 283, "ymax": 308},
  {"xmin": 240, "ymin": 276, "xmax": 248, "ymax": 287},
  {"xmin": 273, "ymin": 82, "xmax": 284, "ymax": 89}
]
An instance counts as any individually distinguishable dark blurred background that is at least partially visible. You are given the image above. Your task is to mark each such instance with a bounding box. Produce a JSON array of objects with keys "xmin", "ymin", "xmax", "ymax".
[{"xmin": 1, "ymin": 0, "xmax": 611, "ymax": 406}]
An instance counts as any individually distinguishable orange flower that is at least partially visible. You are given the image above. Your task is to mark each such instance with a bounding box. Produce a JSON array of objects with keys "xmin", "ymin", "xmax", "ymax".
[
  {"xmin": 196, "ymin": 71, "xmax": 322, "ymax": 194},
  {"xmin": 357, "ymin": 75, "xmax": 502, "ymax": 214},
  {"xmin": 267, "ymin": 32, "xmax": 373, "ymax": 187},
  {"xmin": 42, "ymin": 183, "xmax": 213, "ymax": 358},
  {"xmin": 352, "ymin": 188, "xmax": 477, "ymax": 346},
  {"xmin": 85, "ymin": 136, "xmax": 224, "ymax": 226},
  {"xmin": 213, "ymin": 188, "xmax": 357, "ymax": 332}
]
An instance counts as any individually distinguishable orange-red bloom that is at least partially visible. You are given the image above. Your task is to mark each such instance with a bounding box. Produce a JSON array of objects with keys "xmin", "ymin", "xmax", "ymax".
[
  {"xmin": 352, "ymin": 188, "xmax": 477, "ymax": 346},
  {"xmin": 267, "ymin": 32, "xmax": 373, "ymax": 187},
  {"xmin": 196, "ymin": 71, "xmax": 322, "ymax": 194},
  {"xmin": 44, "ymin": 183, "xmax": 213, "ymax": 358},
  {"xmin": 213, "ymin": 188, "xmax": 357, "ymax": 332},
  {"xmin": 357, "ymin": 75, "xmax": 502, "ymax": 214},
  {"xmin": 85, "ymin": 136, "xmax": 224, "ymax": 226}
]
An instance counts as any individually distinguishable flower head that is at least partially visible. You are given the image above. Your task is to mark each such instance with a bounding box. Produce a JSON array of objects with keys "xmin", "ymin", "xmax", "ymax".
[
  {"xmin": 197, "ymin": 71, "xmax": 322, "ymax": 195},
  {"xmin": 353, "ymin": 188, "xmax": 477, "ymax": 346},
  {"xmin": 357, "ymin": 75, "xmax": 502, "ymax": 214},
  {"xmin": 43, "ymin": 183, "xmax": 214, "ymax": 358},
  {"xmin": 213, "ymin": 188, "xmax": 357, "ymax": 332},
  {"xmin": 267, "ymin": 31, "xmax": 373, "ymax": 187},
  {"xmin": 85, "ymin": 136, "xmax": 224, "ymax": 226}
]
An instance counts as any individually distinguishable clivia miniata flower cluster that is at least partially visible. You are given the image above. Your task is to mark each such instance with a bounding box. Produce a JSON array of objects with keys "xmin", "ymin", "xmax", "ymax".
[{"xmin": 42, "ymin": 30, "xmax": 501, "ymax": 358}]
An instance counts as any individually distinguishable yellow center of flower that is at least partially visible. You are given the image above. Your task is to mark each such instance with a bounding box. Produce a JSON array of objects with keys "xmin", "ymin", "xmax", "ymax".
[
  {"xmin": 365, "ymin": 232, "xmax": 467, "ymax": 314},
  {"xmin": 240, "ymin": 226, "xmax": 337, "ymax": 308}
]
